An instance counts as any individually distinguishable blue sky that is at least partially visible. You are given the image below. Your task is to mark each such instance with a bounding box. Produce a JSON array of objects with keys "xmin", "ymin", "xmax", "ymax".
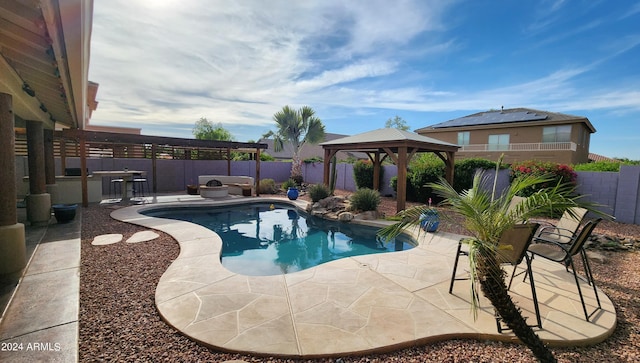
[{"xmin": 88, "ymin": 0, "xmax": 640, "ymax": 160}]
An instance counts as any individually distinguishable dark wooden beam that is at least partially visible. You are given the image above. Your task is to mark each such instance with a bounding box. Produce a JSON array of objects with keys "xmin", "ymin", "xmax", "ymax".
[{"xmin": 59, "ymin": 129, "xmax": 268, "ymax": 150}]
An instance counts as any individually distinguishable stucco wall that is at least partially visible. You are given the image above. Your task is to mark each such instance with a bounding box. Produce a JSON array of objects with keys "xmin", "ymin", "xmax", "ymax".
[{"xmin": 16, "ymin": 156, "xmax": 640, "ymax": 225}]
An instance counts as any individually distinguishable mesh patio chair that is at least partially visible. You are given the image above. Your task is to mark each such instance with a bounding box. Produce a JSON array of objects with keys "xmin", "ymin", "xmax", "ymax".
[
  {"xmin": 534, "ymin": 207, "xmax": 588, "ymax": 245},
  {"xmin": 527, "ymin": 218, "xmax": 603, "ymax": 321},
  {"xmin": 449, "ymin": 222, "xmax": 542, "ymax": 331}
]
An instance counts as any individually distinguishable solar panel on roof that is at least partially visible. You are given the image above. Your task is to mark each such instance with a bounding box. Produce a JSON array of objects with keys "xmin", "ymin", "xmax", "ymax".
[{"xmin": 431, "ymin": 111, "xmax": 548, "ymax": 128}]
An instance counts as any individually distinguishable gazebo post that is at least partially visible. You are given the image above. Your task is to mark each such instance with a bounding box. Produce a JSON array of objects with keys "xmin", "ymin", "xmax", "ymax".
[
  {"xmin": 323, "ymin": 148, "xmax": 332, "ymax": 185},
  {"xmin": 373, "ymin": 151, "xmax": 381, "ymax": 191},
  {"xmin": 445, "ymin": 151, "xmax": 455, "ymax": 185},
  {"xmin": 396, "ymin": 146, "xmax": 407, "ymax": 212}
]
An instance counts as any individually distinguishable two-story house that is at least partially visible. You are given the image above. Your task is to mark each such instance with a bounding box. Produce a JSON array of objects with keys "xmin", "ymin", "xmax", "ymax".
[{"xmin": 415, "ymin": 108, "xmax": 596, "ymax": 164}]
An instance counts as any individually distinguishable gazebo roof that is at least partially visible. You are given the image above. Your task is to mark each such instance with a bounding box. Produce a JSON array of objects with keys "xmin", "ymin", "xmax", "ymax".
[
  {"xmin": 320, "ymin": 128, "xmax": 459, "ymax": 152},
  {"xmin": 319, "ymin": 128, "xmax": 459, "ymax": 213}
]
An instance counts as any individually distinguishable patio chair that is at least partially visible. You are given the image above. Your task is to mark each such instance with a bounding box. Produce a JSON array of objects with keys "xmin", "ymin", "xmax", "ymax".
[
  {"xmin": 449, "ymin": 222, "xmax": 542, "ymax": 331},
  {"xmin": 527, "ymin": 218, "xmax": 602, "ymax": 321},
  {"xmin": 534, "ymin": 207, "xmax": 588, "ymax": 245}
]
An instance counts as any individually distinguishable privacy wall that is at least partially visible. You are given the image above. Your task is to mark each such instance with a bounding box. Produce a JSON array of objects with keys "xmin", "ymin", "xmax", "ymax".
[{"xmin": 15, "ymin": 157, "xmax": 640, "ymax": 225}]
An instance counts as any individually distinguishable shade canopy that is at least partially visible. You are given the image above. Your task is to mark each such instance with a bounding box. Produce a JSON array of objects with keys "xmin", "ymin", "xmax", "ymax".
[{"xmin": 321, "ymin": 128, "xmax": 459, "ymax": 212}]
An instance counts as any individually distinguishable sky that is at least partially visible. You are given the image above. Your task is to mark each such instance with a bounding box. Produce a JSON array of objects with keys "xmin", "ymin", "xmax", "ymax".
[{"xmin": 88, "ymin": 0, "xmax": 640, "ymax": 160}]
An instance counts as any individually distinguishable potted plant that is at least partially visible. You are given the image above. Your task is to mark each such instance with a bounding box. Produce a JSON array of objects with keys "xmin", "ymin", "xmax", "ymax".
[
  {"xmin": 282, "ymin": 179, "xmax": 298, "ymax": 200},
  {"xmin": 287, "ymin": 186, "xmax": 299, "ymax": 200},
  {"xmin": 52, "ymin": 204, "xmax": 77, "ymax": 223},
  {"xmin": 186, "ymin": 182, "xmax": 198, "ymax": 195},
  {"xmin": 419, "ymin": 198, "xmax": 439, "ymax": 232}
]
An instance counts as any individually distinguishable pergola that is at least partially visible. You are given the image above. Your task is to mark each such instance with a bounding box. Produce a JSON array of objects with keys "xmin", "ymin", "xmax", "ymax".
[
  {"xmin": 321, "ymin": 128, "xmax": 460, "ymax": 213},
  {"xmin": 58, "ymin": 129, "xmax": 268, "ymax": 206}
]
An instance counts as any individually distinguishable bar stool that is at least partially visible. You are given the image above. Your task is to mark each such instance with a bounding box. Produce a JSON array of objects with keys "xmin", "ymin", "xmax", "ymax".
[
  {"xmin": 131, "ymin": 173, "xmax": 149, "ymax": 199},
  {"xmin": 110, "ymin": 177, "xmax": 124, "ymax": 199}
]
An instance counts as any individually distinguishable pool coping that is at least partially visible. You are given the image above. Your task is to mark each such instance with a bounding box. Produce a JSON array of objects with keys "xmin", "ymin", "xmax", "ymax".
[{"xmin": 111, "ymin": 196, "xmax": 617, "ymax": 358}]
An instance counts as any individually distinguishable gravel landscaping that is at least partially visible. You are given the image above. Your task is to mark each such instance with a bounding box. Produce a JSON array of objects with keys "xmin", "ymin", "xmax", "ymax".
[{"xmin": 79, "ymin": 195, "xmax": 640, "ymax": 362}]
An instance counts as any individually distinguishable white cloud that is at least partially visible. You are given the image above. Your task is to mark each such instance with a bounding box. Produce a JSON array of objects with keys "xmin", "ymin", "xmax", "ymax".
[
  {"xmin": 88, "ymin": 0, "xmax": 640, "ymax": 153},
  {"xmin": 89, "ymin": 0, "xmax": 455, "ymax": 132}
]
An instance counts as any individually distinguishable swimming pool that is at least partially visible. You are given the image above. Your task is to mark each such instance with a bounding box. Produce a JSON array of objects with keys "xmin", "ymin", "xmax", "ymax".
[{"xmin": 143, "ymin": 202, "xmax": 415, "ymax": 276}]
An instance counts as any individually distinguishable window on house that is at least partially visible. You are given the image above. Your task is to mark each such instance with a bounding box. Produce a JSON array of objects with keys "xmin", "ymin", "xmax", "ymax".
[
  {"xmin": 457, "ymin": 131, "xmax": 470, "ymax": 146},
  {"xmin": 488, "ymin": 134, "xmax": 509, "ymax": 151},
  {"xmin": 542, "ymin": 125, "xmax": 571, "ymax": 143}
]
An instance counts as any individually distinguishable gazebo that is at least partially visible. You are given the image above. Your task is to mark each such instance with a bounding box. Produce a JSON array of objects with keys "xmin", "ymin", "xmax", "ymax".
[{"xmin": 321, "ymin": 128, "xmax": 460, "ymax": 212}]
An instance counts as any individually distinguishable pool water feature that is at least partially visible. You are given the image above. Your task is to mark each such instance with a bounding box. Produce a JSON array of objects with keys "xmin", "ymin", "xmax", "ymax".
[{"xmin": 143, "ymin": 202, "xmax": 415, "ymax": 276}]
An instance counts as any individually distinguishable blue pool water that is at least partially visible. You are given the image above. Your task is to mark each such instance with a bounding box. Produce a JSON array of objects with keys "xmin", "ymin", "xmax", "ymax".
[{"xmin": 143, "ymin": 203, "xmax": 415, "ymax": 276}]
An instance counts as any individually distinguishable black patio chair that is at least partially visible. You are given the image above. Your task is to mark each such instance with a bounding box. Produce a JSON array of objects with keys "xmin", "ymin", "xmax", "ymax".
[
  {"xmin": 449, "ymin": 222, "xmax": 542, "ymax": 331},
  {"xmin": 533, "ymin": 207, "xmax": 588, "ymax": 245},
  {"xmin": 527, "ymin": 218, "xmax": 603, "ymax": 321}
]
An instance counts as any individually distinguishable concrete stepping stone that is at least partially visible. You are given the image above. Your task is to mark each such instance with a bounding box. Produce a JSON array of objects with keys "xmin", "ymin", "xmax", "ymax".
[
  {"xmin": 91, "ymin": 233, "xmax": 123, "ymax": 246},
  {"xmin": 126, "ymin": 230, "xmax": 160, "ymax": 244}
]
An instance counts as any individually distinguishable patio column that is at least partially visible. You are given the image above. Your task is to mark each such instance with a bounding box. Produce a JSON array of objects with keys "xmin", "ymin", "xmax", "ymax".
[
  {"xmin": 26, "ymin": 120, "xmax": 51, "ymax": 226},
  {"xmin": 59, "ymin": 138, "xmax": 67, "ymax": 174},
  {"xmin": 0, "ymin": 92, "xmax": 27, "ymax": 276},
  {"xmin": 44, "ymin": 128, "xmax": 59, "ymax": 203}
]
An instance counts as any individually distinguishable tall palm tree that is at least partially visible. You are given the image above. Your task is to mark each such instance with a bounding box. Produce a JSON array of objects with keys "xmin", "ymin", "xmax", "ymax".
[
  {"xmin": 263, "ymin": 105, "xmax": 325, "ymax": 182},
  {"xmin": 379, "ymin": 169, "xmax": 603, "ymax": 363}
]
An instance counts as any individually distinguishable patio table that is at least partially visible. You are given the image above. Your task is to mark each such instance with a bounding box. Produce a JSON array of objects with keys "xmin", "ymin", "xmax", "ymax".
[{"xmin": 93, "ymin": 170, "xmax": 146, "ymax": 202}]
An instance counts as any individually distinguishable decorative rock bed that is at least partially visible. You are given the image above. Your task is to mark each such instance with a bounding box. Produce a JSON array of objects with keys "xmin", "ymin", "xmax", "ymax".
[{"xmin": 307, "ymin": 195, "xmax": 379, "ymax": 221}]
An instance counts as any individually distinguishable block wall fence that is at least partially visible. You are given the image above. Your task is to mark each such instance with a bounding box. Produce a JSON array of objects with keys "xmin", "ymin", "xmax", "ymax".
[{"xmin": 15, "ymin": 157, "xmax": 640, "ymax": 225}]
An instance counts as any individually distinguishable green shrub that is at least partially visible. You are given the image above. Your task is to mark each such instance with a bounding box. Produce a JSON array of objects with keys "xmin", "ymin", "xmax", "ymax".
[
  {"xmin": 291, "ymin": 174, "xmax": 304, "ymax": 186},
  {"xmin": 510, "ymin": 160, "xmax": 577, "ymax": 197},
  {"xmin": 391, "ymin": 156, "xmax": 499, "ymax": 202},
  {"xmin": 350, "ymin": 188, "xmax": 381, "ymax": 212},
  {"xmin": 573, "ymin": 161, "xmax": 622, "ymax": 172},
  {"xmin": 389, "ymin": 153, "xmax": 445, "ymax": 202},
  {"xmin": 353, "ymin": 159, "xmax": 383, "ymax": 189},
  {"xmin": 453, "ymin": 158, "xmax": 497, "ymax": 192},
  {"xmin": 308, "ymin": 183, "xmax": 331, "ymax": 202},
  {"xmin": 353, "ymin": 160, "xmax": 373, "ymax": 186},
  {"xmin": 281, "ymin": 179, "xmax": 297, "ymax": 190},
  {"xmin": 303, "ymin": 156, "xmax": 323, "ymax": 163},
  {"xmin": 232, "ymin": 152, "xmax": 275, "ymax": 161},
  {"xmin": 259, "ymin": 178, "xmax": 277, "ymax": 194}
]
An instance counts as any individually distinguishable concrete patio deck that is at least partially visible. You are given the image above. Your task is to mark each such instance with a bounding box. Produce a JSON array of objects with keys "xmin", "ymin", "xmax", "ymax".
[
  {"xmin": 112, "ymin": 196, "xmax": 616, "ymax": 358},
  {"xmin": 0, "ymin": 194, "xmax": 617, "ymax": 361}
]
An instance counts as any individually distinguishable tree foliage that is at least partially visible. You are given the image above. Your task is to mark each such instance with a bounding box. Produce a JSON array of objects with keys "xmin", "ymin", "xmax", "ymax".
[
  {"xmin": 192, "ymin": 117, "xmax": 235, "ymax": 141},
  {"xmin": 262, "ymin": 105, "xmax": 325, "ymax": 181},
  {"xmin": 385, "ymin": 115, "xmax": 410, "ymax": 131}
]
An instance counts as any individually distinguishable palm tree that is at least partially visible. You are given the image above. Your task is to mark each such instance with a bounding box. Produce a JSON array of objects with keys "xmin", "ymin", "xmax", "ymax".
[
  {"xmin": 379, "ymin": 169, "xmax": 603, "ymax": 363},
  {"xmin": 263, "ymin": 105, "xmax": 325, "ymax": 183}
]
